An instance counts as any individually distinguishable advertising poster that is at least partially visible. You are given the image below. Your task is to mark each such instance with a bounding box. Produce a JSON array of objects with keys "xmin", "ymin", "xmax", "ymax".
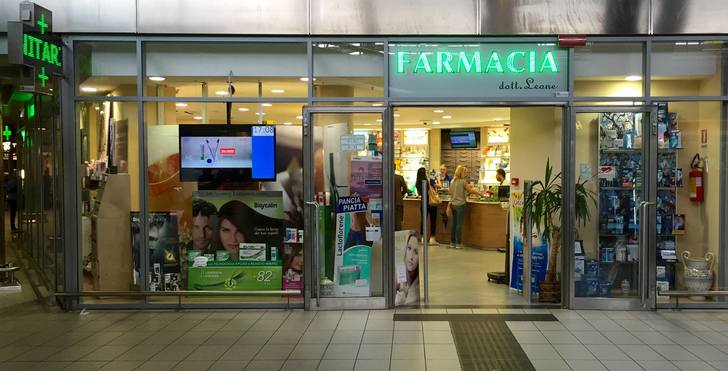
[
  {"xmin": 509, "ymin": 192, "xmax": 549, "ymax": 293},
  {"xmin": 394, "ymin": 230, "xmax": 420, "ymax": 306},
  {"xmin": 350, "ymin": 156, "xmax": 383, "ymax": 202},
  {"xmin": 331, "ymin": 195, "xmax": 372, "ymax": 297},
  {"xmin": 131, "ymin": 212, "xmax": 181, "ymax": 291},
  {"xmin": 188, "ymin": 191, "xmax": 285, "ymax": 291},
  {"xmin": 282, "ymin": 244, "xmax": 303, "ymax": 290}
]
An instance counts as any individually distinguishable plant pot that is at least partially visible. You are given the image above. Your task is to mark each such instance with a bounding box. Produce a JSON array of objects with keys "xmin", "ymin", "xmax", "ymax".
[
  {"xmin": 682, "ymin": 251, "xmax": 714, "ymax": 301},
  {"xmin": 539, "ymin": 280, "xmax": 561, "ymax": 303}
]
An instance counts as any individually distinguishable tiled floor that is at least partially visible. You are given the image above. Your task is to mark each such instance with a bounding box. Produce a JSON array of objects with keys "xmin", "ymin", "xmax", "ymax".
[{"xmin": 2, "ymin": 303, "xmax": 728, "ymax": 370}]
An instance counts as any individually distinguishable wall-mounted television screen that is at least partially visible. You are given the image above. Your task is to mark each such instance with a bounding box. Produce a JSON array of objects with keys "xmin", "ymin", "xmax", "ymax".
[
  {"xmin": 450, "ymin": 131, "xmax": 477, "ymax": 148},
  {"xmin": 179, "ymin": 124, "xmax": 276, "ymax": 182}
]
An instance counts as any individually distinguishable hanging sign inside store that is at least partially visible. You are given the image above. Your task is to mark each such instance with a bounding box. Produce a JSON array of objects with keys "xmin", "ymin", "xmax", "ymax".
[
  {"xmin": 389, "ymin": 43, "xmax": 569, "ymax": 98},
  {"xmin": 7, "ymin": 2, "xmax": 62, "ymax": 95}
]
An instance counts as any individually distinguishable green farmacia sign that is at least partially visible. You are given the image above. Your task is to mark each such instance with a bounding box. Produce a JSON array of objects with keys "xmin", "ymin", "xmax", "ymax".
[{"xmin": 389, "ymin": 44, "xmax": 568, "ymax": 98}]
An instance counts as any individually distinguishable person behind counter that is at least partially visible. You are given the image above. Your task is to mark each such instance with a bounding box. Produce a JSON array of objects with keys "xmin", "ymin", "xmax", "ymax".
[
  {"xmin": 496, "ymin": 168, "xmax": 506, "ymax": 185},
  {"xmin": 416, "ymin": 167, "xmax": 438, "ymax": 245},
  {"xmin": 448, "ymin": 165, "xmax": 483, "ymax": 249},
  {"xmin": 434, "ymin": 164, "xmax": 452, "ymax": 190}
]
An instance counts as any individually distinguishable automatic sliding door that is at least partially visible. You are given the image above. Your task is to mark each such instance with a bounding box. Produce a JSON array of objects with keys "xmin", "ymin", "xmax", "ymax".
[{"xmin": 304, "ymin": 106, "xmax": 391, "ymax": 310}]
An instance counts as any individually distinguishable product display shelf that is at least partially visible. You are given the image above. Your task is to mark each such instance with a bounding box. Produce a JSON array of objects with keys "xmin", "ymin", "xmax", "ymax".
[
  {"xmin": 586, "ymin": 112, "xmax": 644, "ymax": 298},
  {"xmin": 479, "ymin": 140, "xmax": 510, "ymax": 184}
]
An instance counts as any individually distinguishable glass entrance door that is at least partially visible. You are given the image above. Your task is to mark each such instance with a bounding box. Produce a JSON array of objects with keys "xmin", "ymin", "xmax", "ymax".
[
  {"xmin": 571, "ymin": 107, "xmax": 657, "ymax": 310},
  {"xmin": 303, "ymin": 106, "xmax": 392, "ymax": 310}
]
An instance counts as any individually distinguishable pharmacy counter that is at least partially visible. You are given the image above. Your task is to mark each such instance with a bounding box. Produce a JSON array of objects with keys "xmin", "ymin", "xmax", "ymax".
[{"xmin": 402, "ymin": 198, "xmax": 508, "ymax": 249}]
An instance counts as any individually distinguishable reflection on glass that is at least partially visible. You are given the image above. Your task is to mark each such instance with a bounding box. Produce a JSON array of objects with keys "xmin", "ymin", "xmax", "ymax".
[
  {"xmin": 78, "ymin": 101, "xmax": 141, "ymax": 303},
  {"xmin": 144, "ymin": 43, "xmax": 307, "ymax": 97},
  {"xmin": 75, "ymin": 42, "xmax": 137, "ymax": 97},
  {"xmin": 651, "ymin": 41, "xmax": 725, "ymax": 97},
  {"xmin": 574, "ymin": 43, "xmax": 644, "ymax": 97},
  {"xmin": 313, "ymin": 42, "xmax": 384, "ymax": 98}
]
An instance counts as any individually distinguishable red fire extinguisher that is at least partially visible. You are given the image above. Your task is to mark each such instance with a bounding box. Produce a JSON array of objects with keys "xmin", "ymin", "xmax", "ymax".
[{"xmin": 689, "ymin": 154, "xmax": 704, "ymax": 203}]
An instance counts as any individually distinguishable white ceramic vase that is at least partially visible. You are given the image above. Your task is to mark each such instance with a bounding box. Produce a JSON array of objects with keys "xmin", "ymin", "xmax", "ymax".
[{"xmin": 682, "ymin": 251, "xmax": 714, "ymax": 301}]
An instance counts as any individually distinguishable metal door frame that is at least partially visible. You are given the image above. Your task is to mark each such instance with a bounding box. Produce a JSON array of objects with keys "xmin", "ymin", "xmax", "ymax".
[
  {"xmin": 568, "ymin": 106, "xmax": 658, "ymax": 311},
  {"xmin": 302, "ymin": 105, "xmax": 393, "ymax": 310}
]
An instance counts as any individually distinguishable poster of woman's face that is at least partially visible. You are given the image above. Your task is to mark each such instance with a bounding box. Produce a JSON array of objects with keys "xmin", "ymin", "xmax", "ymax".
[{"xmin": 394, "ymin": 230, "xmax": 420, "ymax": 306}]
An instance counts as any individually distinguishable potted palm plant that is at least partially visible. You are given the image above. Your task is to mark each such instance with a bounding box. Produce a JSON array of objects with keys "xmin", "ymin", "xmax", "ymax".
[{"xmin": 523, "ymin": 158, "xmax": 596, "ymax": 303}]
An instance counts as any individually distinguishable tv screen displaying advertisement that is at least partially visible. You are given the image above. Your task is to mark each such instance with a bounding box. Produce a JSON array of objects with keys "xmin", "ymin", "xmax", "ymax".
[
  {"xmin": 179, "ymin": 125, "xmax": 275, "ymax": 181},
  {"xmin": 450, "ymin": 131, "xmax": 477, "ymax": 148}
]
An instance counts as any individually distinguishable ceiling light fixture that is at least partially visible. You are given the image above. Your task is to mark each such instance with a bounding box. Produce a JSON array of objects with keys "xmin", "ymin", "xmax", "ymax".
[
  {"xmin": 94, "ymin": 106, "xmax": 100, "ymax": 110},
  {"xmin": 283, "ymin": 122, "xmax": 293, "ymax": 126},
  {"xmin": 80, "ymin": 86, "xmax": 97, "ymax": 92},
  {"xmin": 215, "ymin": 90, "xmax": 228, "ymax": 96},
  {"xmin": 262, "ymin": 103, "xmax": 273, "ymax": 107},
  {"xmin": 296, "ymin": 115, "xmax": 303, "ymax": 120},
  {"xmin": 433, "ymin": 109, "xmax": 444, "ymax": 113},
  {"xmin": 393, "ymin": 114, "xmax": 400, "ymax": 117},
  {"xmin": 271, "ymin": 89, "xmax": 285, "ymax": 94},
  {"xmin": 625, "ymin": 75, "xmax": 642, "ymax": 81},
  {"xmin": 175, "ymin": 103, "xmax": 188, "ymax": 108},
  {"xmin": 432, "ymin": 121, "xmax": 441, "ymax": 125},
  {"xmin": 148, "ymin": 76, "xmax": 166, "ymax": 82},
  {"xmin": 237, "ymin": 107, "xmax": 249, "ymax": 112},
  {"xmin": 442, "ymin": 115, "xmax": 452, "ymax": 119},
  {"xmin": 376, "ymin": 119, "xmax": 382, "ymax": 122},
  {"xmin": 372, "ymin": 103, "xmax": 383, "ymax": 107},
  {"xmin": 193, "ymin": 116, "xmax": 203, "ymax": 120},
  {"xmin": 255, "ymin": 112, "xmax": 266, "ymax": 116}
]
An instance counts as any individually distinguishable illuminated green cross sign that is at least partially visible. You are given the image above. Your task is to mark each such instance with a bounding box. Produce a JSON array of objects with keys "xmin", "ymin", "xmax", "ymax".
[
  {"xmin": 22, "ymin": 33, "xmax": 62, "ymax": 67},
  {"xmin": 2, "ymin": 126, "xmax": 11, "ymax": 141},
  {"xmin": 36, "ymin": 12, "xmax": 48, "ymax": 34},
  {"xmin": 37, "ymin": 67, "xmax": 49, "ymax": 87}
]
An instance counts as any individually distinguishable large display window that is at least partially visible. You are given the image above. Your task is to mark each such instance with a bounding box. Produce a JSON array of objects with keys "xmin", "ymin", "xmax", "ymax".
[
  {"xmin": 651, "ymin": 41, "xmax": 726, "ymax": 97},
  {"xmin": 75, "ymin": 42, "xmax": 137, "ymax": 97},
  {"xmin": 143, "ymin": 101, "xmax": 305, "ymax": 305},
  {"xmin": 313, "ymin": 42, "xmax": 385, "ymax": 98},
  {"xmin": 574, "ymin": 43, "xmax": 644, "ymax": 98}
]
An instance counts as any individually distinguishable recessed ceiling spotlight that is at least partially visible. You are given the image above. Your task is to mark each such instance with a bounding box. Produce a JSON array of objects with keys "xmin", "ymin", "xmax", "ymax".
[
  {"xmin": 625, "ymin": 75, "xmax": 642, "ymax": 81},
  {"xmin": 493, "ymin": 117, "xmax": 503, "ymax": 121},
  {"xmin": 193, "ymin": 116, "xmax": 203, "ymax": 120},
  {"xmin": 175, "ymin": 103, "xmax": 188, "ymax": 108},
  {"xmin": 433, "ymin": 109, "xmax": 444, "ymax": 113},
  {"xmin": 283, "ymin": 122, "xmax": 293, "ymax": 126},
  {"xmin": 363, "ymin": 123, "xmax": 373, "ymax": 126},
  {"xmin": 271, "ymin": 89, "xmax": 285, "ymax": 94},
  {"xmin": 432, "ymin": 121, "xmax": 441, "ymax": 125},
  {"xmin": 296, "ymin": 115, "xmax": 303, "ymax": 120},
  {"xmin": 148, "ymin": 76, "xmax": 165, "ymax": 82},
  {"xmin": 442, "ymin": 115, "xmax": 452, "ymax": 119},
  {"xmin": 80, "ymin": 86, "xmax": 97, "ymax": 92},
  {"xmin": 237, "ymin": 107, "xmax": 249, "ymax": 112},
  {"xmin": 262, "ymin": 103, "xmax": 273, "ymax": 107},
  {"xmin": 215, "ymin": 90, "xmax": 228, "ymax": 96},
  {"xmin": 255, "ymin": 112, "xmax": 266, "ymax": 116},
  {"xmin": 393, "ymin": 114, "xmax": 400, "ymax": 117},
  {"xmin": 372, "ymin": 103, "xmax": 383, "ymax": 106},
  {"xmin": 376, "ymin": 119, "xmax": 382, "ymax": 122}
]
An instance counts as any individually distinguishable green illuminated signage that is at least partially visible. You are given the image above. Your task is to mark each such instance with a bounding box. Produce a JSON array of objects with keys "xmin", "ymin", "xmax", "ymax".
[
  {"xmin": 389, "ymin": 43, "xmax": 569, "ymax": 99},
  {"xmin": 2, "ymin": 126, "xmax": 12, "ymax": 141},
  {"xmin": 7, "ymin": 2, "xmax": 62, "ymax": 94},
  {"xmin": 395, "ymin": 50, "xmax": 559, "ymax": 75}
]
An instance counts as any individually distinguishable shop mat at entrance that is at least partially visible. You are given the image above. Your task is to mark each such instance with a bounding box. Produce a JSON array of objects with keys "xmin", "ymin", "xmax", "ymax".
[
  {"xmin": 451, "ymin": 320, "xmax": 535, "ymax": 371},
  {"xmin": 393, "ymin": 313, "xmax": 555, "ymax": 370}
]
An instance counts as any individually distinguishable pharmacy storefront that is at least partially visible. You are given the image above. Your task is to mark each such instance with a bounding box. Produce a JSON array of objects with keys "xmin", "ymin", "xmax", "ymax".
[{"xmin": 3, "ymin": 2, "xmax": 727, "ymax": 311}]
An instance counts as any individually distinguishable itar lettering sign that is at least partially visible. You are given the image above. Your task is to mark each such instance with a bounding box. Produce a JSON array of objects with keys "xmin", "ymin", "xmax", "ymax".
[
  {"xmin": 389, "ymin": 43, "xmax": 569, "ymax": 99},
  {"xmin": 7, "ymin": 2, "xmax": 62, "ymax": 94}
]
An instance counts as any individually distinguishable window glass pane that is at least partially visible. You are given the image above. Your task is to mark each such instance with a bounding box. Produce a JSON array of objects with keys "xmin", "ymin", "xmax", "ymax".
[
  {"xmin": 144, "ymin": 43, "xmax": 307, "ymax": 98},
  {"xmin": 144, "ymin": 102, "xmax": 304, "ymax": 305},
  {"xmin": 313, "ymin": 42, "xmax": 384, "ymax": 98},
  {"xmin": 651, "ymin": 41, "xmax": 726, "ymax": 97},
  {"xmin": 654, "ymin": 101, "xmax": 723, "ymax": 302},
  {"xmin": 574, "ymin": 43, "xmax": 644, "ymax": 97},
  {"xmin": 76, "ymin": 42, "xmax": 137, "ymax": 97},
  {"xmin": 77, "ymin": 101, "xmax": 141, "ymax": 304}
]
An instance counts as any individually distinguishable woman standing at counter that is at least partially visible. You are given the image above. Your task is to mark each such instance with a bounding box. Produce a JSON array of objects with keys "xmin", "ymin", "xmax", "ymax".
[
  {"xmin": 416, "ymin": 167, "xmax": 438, "ymax": 245},
  {"xmin": 449, "ymin": 166, "xmax": 483, "ymax": 249}
]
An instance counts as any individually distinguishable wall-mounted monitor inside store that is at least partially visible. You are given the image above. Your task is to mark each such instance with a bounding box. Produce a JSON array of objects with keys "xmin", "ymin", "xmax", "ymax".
[
  {"xmin": 449, "ymin": 130, "xmax": 478, "ymax": 148},
  {"xmin": 178, "ymin": 124, "xmax": 276, "ymax": 182}
]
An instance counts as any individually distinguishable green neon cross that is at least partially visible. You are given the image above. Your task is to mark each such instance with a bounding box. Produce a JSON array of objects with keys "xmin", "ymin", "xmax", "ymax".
[
  {"xmin": 2, "ymin": 126, "xmax": 11, "ymax": 141},
  {"xmin": 37, "ymin": 12, "xmax": 48, "ymax": 34},
  {"xmin": 38, "ymin": 67, "xmax": 48, "ymax": 87}
]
